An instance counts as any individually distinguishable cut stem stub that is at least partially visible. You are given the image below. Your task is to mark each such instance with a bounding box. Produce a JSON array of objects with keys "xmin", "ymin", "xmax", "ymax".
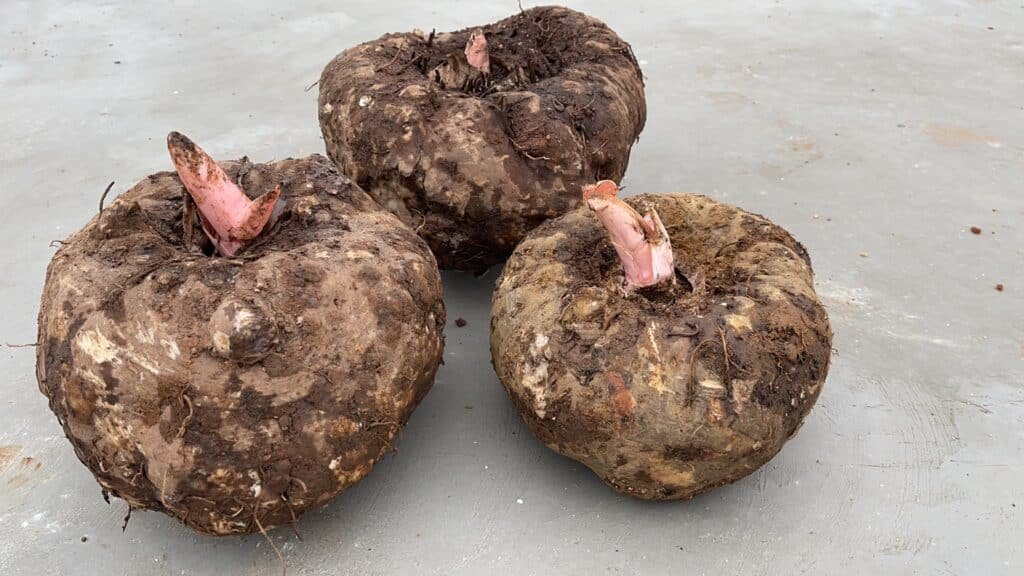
[
  {"xmin": 584, "ymin": 180, "xmax": 675, "ymax": 289},
  {"xmin": 167, "ymin": 131, "xmax": 281, "ymax": 257},
  {"xmin": 464, "ymin": 29, "xmax": 490, "ymax": 73}
]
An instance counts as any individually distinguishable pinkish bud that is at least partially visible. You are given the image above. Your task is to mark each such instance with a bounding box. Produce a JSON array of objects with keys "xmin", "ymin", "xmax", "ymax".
[
  {"xmin": 167, "ymin": 132, "xmax": 281, "ymax": 256},
  {"xmin": 465, "ymin": 29, "xmax": 490, "ymax": 74},
  {"xmin": 584, "ymin": 180, "xmax": 675, "ymax": 289}
]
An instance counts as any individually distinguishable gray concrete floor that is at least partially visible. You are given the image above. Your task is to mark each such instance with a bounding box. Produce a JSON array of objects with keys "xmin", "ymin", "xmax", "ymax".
[{"xmin": 1, "ymin": 0, "xmax": 1022, "ymax": 574}]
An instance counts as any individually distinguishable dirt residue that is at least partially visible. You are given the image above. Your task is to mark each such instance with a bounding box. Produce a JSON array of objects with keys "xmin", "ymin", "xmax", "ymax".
[
  {"xmin": 319, "ymin": 6, "xmax": 646, "ymax": 270},
  {"xmin": 0, "ymin": 445, "xmax": 23, "ymax": 474},
  {"xmin": 36, "ymin": 155, "xmax": 446, "ymax": 535},
  {"xmin": 925, "ymin": 124, "xmax": 1001, "ymax": 148},
  {"xmin": 491, "ymin": 193, "xmax": 832, "ymax": 499}
]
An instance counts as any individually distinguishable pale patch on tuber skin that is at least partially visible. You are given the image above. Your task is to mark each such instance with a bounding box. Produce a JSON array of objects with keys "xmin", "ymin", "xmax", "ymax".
[
  {"xmin": 464, "ymin": 29, "xmax": 490, "ymax": 73},
  {"xmin": 167, "ymin": 132, "xmax": 282, "ymax": 257},
  {"xmin": 584, "ymin": 180, "xmax": 675, "ymax": 289}
]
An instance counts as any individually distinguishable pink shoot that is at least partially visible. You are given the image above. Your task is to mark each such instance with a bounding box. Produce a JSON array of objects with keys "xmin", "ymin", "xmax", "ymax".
[
  {"xmin": 167, "ymin": 132, "xmax": 281, "ymax": 256},
  {"xmin": 465, "ymin": 29, "xmax": 490, "ymax": 73},
  {"xmin": 584, "ymin": 180, "xmax": 675, "ymax": 289}
]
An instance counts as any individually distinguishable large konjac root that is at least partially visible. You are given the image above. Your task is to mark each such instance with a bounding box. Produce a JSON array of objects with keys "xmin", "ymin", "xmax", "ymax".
[
  {"xmin": 490, "ymin": 193, "xmax": 832, "ymax": 499},
  {"xmin": 36, "ymin": 151, "xmax": 445, "ymax": 535},
  {"xmin": 319, "ymin": 6, "xmax": 647, "ymax": 270}
]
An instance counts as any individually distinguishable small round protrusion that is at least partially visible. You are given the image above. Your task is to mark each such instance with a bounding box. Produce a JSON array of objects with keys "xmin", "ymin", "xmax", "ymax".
[{"xmin": 208, "ymin": 298, "xmax": 279, "ymax": 364}]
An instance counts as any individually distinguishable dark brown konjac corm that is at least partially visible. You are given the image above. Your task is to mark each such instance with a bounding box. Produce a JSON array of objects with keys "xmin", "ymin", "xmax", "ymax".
[
  {"xmin": 490, "ymin": 193, "xmax": 832, "ymax": 499},
  {"xmin": 36, "ymin": 152, "xmax": 445, "ymax": 535},
  {"xmin": 318, "ymin": 6, "xmax": 647, "ymax": 271}
]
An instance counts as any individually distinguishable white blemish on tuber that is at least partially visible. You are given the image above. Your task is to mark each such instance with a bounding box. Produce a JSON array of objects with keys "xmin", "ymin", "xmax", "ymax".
[
  {"xmin": 76, "ymin": 328, "xmax": 162, "ymax": 375},
  {"xmin": 248, "ymin": 470, "xmax": 262, "ymax": 498},
  {"xmin": 232, "ymin": 307, "xmax": 256, "ymax": 332},
  {"xmin": 699, "ymin": 378, "xmax": 725, "ymax": 393},
  {"xmin": 161, "ymin": 339, "xmax": 181, "ymax": 360},
  {"xmin": 344, "ymin": 249, "xmax": 375, "ymax": 260},
  {"xmin": 644, "ymin": 323, "xmax": 670, "ymax": 394},
  {"xmin": 726, "ymin": 314, "xmax": 752, "ymax": 332},
  {"xmin": 75, "ymin": 329, "xmax": 120, "ymax": 365},
  {"xmin": 211, "ymin": 331, "xmax": 231, "ymax": 355},
  {"xmin": 521, "ymin": 333, "xmax": 551, "ymax": 418}
]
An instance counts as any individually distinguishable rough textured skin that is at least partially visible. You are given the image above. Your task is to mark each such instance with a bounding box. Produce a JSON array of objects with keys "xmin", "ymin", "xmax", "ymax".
[
  {"xmin": 36, "ymin": 155, "xmax": 446, "ymax": 535},
  {"xmin": 490, "ymin": 194, "xmax": 832, "ymax": 499},
  {"xmin": 319, "ymin": 6, "xmax": 647, "ymax": 271}
]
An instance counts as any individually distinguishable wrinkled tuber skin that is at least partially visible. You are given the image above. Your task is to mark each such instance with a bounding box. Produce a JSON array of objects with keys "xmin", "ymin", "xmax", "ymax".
[
  {"xmin": 490, "ymin": 194, "xmax": 832, "ymax": 499},
  {"xmin": 318, "ymin": 6, "xmax": 647, "ymax": 271},
  {"xmin": 36, "ymin": 155, "xmax": 446, "ymax": 535}
]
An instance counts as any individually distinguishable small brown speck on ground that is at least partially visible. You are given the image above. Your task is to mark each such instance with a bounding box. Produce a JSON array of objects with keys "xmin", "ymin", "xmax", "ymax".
[
  {"xmin": 995, "ymin": 284, "xmax": 1004, "ymax": 292},
  {"xmin": 859, "ymin": 252, "xmax": 869, "ymax": 258},
  {"xmin": 970, "ymin": 226, "xmax": 982, "ymax": 234},
  {"xmin": 464, "ymin": 405, "xmax": 473, "ymax": 410},
  {"xmin": 455, "ymin": 318, "xmax": 467, "ymax": 327}
]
